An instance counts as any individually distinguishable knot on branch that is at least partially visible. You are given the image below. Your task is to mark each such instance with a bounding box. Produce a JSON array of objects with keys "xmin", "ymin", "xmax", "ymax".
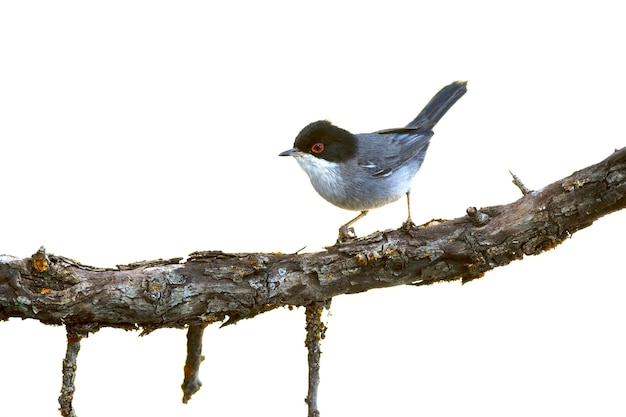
[
  {"xmin": 385, "ymin": 257, "xmax": 407, "ymax": 277},
  {"xmin": 466, "ymin": 207, "xmax": 490, "ymax": 226},
  {"xmin": 32, "ymin": 246, "xmax": 49, "ymax": 273}
]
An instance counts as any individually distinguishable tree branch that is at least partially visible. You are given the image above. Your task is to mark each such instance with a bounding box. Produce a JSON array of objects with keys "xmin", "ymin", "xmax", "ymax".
[
  {"xmin": 2, "ymin": 147, "xmax": 625, "ymax": 416},
  {"xmin": 305, "ymin": 300, "xmax": 330, "ymax": 417},
  {"xmin": 1, "ymin": 147, "xmax": 625, "ymax": 328},
  {"xmin": 181, "ymin": 324, "xmax": 207, "ymax": 403},
  {"xmin": 58, "ymin": 324, "xmax": 95, "ymax": 417}
]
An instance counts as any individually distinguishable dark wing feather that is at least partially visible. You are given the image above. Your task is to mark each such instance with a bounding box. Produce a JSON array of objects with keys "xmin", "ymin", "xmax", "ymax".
[
  {"xmin": 356, "ymin": 130, "xmax": 433, "ymax": 177},
  {"xmin": 355, "ymin": 81, "xmax": 467, "ymax": 178}
]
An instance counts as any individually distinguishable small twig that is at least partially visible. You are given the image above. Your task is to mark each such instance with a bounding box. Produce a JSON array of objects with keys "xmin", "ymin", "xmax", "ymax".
[
  {"xmin": 181, "ymin": 324, "xmax": 207, "ymax": 404},
  {"xmin": 58, "ymin": 324, "xmax": 94, "ymax": 417},
  {"xmin": 509, "ymin": 170, "xmax": 531, "ymax": 195},
  {"xmin": 305, "ymin": 299, "xmax": 331, "ymax": 417}
]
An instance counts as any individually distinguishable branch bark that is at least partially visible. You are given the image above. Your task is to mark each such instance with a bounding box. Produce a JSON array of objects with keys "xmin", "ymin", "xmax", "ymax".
[
  {"xmin": 1, "ymin": 147, "xmax": 626, "ymax": 416},
  {"xmin": 181, "ymin": 324, "xmax": 207, "ymax": 403},
  {"xmin": 1, "ymin": 147, "xmax": 626, "ymax": 328},
  {"xmin": 305, "ymin": 300, "xmax": 330, "ymax": 417},
  {"xmin": 58, "ymin": 324, "xmax": 96, "ymax": 417}
]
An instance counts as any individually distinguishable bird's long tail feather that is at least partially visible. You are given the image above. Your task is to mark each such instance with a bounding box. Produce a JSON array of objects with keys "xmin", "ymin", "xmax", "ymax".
[{"xmin": 407, "ymin": 81, "xmax": 467, "ymax": 130}]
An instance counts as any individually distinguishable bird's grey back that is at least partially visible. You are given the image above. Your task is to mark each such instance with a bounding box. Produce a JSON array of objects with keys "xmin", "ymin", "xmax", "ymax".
[
  {"xmin": 353, "ymin": 130, "xmax": 431, "ymax": 181},
  {"xmin": 355, "ymin": 81, "xmax": 467, "ymax": 178}
]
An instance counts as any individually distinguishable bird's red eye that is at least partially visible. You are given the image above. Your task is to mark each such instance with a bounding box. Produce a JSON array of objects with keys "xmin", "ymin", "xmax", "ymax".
[{"xmin": 311, "ymin": 143, "xmax": 324, "ymax": 154}]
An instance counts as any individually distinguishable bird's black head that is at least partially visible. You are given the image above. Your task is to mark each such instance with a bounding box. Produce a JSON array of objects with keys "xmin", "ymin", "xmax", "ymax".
[{"xmin": 293, "ymin": 120, "xmax": 357, "ymax": 162}]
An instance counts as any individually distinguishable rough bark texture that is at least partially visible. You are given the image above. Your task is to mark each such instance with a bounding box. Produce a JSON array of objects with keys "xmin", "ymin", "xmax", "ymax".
[
  {"xmin": 58, "ymin": 324, "xmax": 93, "ymax": 417},
  {"xmin": 2, "ymin": 147, "xmax": 626, "ymax": 417},
  {"xmin": 1, "ymin": 147, "xmax": 626, "ymax": 329},
  {"xmin": 181, "ymin": 324, "xmax": 206, "ymax": 403},
  {"xmin": 305, "ymin": 300, "xmax": 330, "ymax": 417}
]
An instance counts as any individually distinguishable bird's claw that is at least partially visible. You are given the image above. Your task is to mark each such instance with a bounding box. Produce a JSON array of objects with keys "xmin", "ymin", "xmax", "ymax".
[
  {"xmin": 401, "ymin": 218, "xmax": 416, "ymax": 231},
  {"xmin": 337, "ymin": 225, "xmax": 357, "ymax": 242}
]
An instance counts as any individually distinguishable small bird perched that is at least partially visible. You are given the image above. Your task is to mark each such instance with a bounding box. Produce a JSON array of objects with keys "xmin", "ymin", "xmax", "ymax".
[{"xmin": 279, "ymin": 81, "xmax": 467, "ymax": 241}]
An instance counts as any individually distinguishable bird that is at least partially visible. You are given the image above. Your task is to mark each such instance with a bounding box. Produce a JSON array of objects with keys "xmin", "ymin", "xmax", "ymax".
[{"xmin": 279, "ymin": 81, "xmax": 467, "ymax": 241}]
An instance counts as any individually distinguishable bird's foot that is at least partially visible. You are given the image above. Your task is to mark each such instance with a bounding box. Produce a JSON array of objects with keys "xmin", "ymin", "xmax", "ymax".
[
  {"xmin": 337, "ymin": 225, "xmax": 357, "ymax": 243},
  {"xmin": 401, "ymin": 218, "xmax": 416, "ymax": 231}
]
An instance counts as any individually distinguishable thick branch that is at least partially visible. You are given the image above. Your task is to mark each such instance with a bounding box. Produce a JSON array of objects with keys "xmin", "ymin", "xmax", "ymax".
[{"xmin": 1, "ymin": 147, "xmax": 625, "ymax": 328}]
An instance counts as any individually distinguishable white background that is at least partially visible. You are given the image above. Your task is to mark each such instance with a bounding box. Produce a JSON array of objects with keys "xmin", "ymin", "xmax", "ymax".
[{"xmin": 1, "ymin": 2, "xmax": 626, "ymax": 416}]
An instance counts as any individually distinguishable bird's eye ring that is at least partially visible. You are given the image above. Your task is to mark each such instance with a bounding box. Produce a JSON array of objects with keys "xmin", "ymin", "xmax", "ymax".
[{"xmin": 311, "ymin": 143, "xmax": 324, "ymax": 154}]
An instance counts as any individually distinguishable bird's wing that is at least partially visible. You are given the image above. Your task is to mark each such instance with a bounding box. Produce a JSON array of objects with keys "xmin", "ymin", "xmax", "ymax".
[{"xmin": 356, "ymin": 130, "xmax": 433, "ymax": 177}]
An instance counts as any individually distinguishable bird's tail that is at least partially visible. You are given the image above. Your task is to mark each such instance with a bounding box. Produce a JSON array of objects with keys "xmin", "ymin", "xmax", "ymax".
[{"xmin": 407, "ymin": 81, "xmax": 467, "ymax": 130}]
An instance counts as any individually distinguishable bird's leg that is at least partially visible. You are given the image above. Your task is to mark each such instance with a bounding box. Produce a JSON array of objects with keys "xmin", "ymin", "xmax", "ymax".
[
  {"xmin": 338, "ymin": 210, "xmax": 368, "ymax": 242},
  {"xmin": 402, "ymin": 191, "xmax": 416, "ymax": 229}
]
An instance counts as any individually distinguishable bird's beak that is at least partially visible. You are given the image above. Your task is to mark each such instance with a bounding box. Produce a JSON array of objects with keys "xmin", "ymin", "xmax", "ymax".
[{"xmin": 279, "ymin": 148, "xmax": 300, "ymax": 157}]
